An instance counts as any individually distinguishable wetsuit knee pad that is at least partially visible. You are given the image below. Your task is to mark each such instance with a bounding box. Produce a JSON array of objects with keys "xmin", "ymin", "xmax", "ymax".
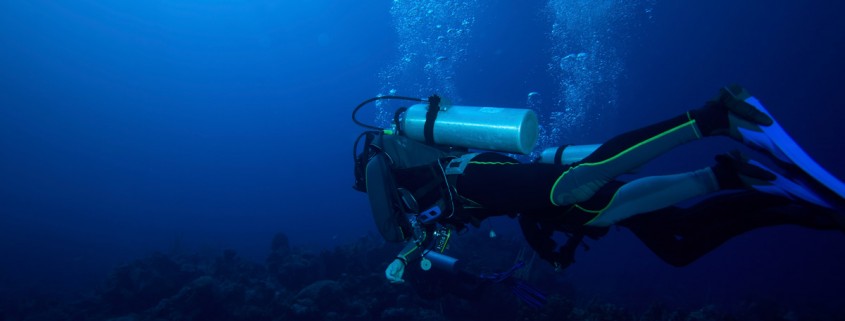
[{"xmin": 550, "ymin": 165, "xmax": 609, "ymax": 206}]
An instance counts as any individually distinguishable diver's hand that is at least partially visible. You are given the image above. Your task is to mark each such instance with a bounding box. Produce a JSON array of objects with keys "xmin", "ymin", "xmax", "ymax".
[{"xmin": 385, "ymin": 258, "xmax": 406, "ymax": 284}]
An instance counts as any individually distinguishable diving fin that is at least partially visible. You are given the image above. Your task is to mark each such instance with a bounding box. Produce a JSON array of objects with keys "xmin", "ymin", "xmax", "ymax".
[
  {"xmin": 723, "ymin": 90, "xmax": 845, "ymax": 203},
  {"xmin": 714, "ymin": 151, "xmax": 834, "ymax": 209}
]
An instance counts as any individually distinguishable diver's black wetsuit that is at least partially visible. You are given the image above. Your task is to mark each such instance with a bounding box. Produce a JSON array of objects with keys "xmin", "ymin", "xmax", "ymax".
[{"xmin": 448, "ymin": 106, "xmax": 841, "ymax": 268}]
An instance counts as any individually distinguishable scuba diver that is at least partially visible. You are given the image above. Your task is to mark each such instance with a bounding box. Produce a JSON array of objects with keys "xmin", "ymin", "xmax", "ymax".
[{"xmin": 351, "ymin": 85, "xmax": 845, "ymax": 284}]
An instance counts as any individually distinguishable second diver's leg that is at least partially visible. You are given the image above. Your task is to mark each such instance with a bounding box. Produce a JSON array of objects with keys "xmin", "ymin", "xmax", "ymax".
[{"xmin": 619, "ymin": 191, "xmax": 842, "ymax": 267}]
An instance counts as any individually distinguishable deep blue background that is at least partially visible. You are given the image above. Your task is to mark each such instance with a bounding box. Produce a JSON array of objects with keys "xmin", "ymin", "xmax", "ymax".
[{"xmin": 1, "ymin": 0, "xmax": 844, "ymax": 312}]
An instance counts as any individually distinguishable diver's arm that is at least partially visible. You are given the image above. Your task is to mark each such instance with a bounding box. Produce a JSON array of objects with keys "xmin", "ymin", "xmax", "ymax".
[
  {"xmin": 385, "ymin": 241, "xmax": 422, "ymax": 283},
  {"xmin": 518, "ymin": 214, "xmax": 584, "ymax": 271},
  {"xmin": 397, "ymin": 240, "xmax": 422, "ymax": 262}
]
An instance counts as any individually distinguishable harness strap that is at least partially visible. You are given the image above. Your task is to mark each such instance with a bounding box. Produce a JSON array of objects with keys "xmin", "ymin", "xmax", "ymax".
[
  {"xmin": 443, "ymin": 153, "xmax": 479, "ymax": 192},
  {"xmin": 445, "ymin": 153, "xmax": 479, "ymax": 176},
  {"xmin": 443, "ymin": 153, "xmax": 493, "ymax": 226}
]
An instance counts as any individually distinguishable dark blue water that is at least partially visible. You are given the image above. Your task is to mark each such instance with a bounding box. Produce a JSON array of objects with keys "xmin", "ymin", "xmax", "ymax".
[{"xmin": 1, "ymin": 0, "xmax": 844, "ymax": 315}]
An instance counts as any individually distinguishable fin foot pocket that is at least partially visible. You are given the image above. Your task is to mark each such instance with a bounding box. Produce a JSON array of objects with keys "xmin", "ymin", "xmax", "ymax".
[
  {"xmin": 739, "ymin": 96, "xmax": 845, "ymax": 202},
  {"xmin": 720, "ymin": 85, "xmax": 773, "ymax": 126}
]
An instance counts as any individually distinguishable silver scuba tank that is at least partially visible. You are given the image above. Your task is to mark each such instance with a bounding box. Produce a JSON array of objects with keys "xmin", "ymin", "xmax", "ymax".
[
  {"xmin": 401, "ymin": 103, "xmax": 539, "ymax": 154},
  {"xmin": 538, "ymin": 144, "xmax": 601, "ymax": 165}
]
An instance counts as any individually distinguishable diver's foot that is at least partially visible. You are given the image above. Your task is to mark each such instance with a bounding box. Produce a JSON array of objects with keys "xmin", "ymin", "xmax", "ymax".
[
  {"xmin": 718, "ymin": 84, "xmax": 774, "ymax": 127},
  {"xmin": 716, "ymin": 85, "xmax": 788, "ymax": 164},
  {"xmin": 711, "ymin": 150, "xmax": 776, "ymax": 190},
  {"xmin": 711, "ymin": 151, "xmax": 835, "ymax": 208},
  {"xmin": 692, "ymin": 84, "xmax": 775, "ymax": 140},
  {"xmin": 694, "ymin": 85, "xmax": 845, "ymax": 201},
  {"xmin": 690, "ymin": 84, "xmax": 772, "ymax": 137}
]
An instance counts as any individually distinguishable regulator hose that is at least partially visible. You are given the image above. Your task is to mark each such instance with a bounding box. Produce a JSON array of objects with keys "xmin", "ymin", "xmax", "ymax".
[{"xmin": 352, "ymin": 95, "xmax": 426, "ymax": 130}]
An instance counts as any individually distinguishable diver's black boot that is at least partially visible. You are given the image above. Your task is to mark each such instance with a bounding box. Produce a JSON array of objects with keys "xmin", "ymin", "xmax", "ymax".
[
  {"xmin": 689, "ymin": 84, "xmax": 773, "ymax": 138},
  {"xmin": 710, "ymin": 150, "xmax": 776, "ymax": 190},
  {"xmin": 710, "ymin": 151, "xmax": 835, "ymax": 209}
]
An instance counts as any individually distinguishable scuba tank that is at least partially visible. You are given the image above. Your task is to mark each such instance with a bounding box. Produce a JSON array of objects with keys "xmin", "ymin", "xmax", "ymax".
[
  {"xmin": 353, "ymin": 95, "xmax": 539, "ymax": 155},
  {"xmin": 537, "ymin": 144, "xmax": 601, "ymax": 165},
  {"xmin": 400, "ymin": 101, "xmax": 539, "ymax": 155}
]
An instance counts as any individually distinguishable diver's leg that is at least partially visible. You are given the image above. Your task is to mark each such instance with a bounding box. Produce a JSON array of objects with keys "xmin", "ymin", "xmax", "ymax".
[
  {"xmin": 616, "ymin": 205, "xmax": 705, "ymax": 267},
  {"xmin": 583, "ymin": 149, "xmax": 839, "ymax": 228},
  {"xmin": 618, "ymin": 192, "xmax": 789, "ymax": 267},
  {"xmin": 620, "ymin": 191, "xmax": 842, "ymax": 267},
  {"xmin": 548, "ymin": 86, "xmax": 756, "ymax": 206},
  {"xmin": 550, "ymin": 113, "xmax": 705, "ymax": 206},
  {"xmin": 549, "ymin": 84, "xmax": 845, "ymax": 207},
  {"xmin": 581, "ymin": 149, "xmax": 791, "ymax": 227},
  {"xmin": 583, "ymin": 168, "xmax": 720, "ymax": 227}
]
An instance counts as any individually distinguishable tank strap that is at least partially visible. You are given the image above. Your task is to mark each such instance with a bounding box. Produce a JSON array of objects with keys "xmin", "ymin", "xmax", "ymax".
[
  {"xmin": 554, "ymin": 144, "xmax": 569, "ymax": 165},
  {"xmin": 424, "ymin": 95, "xmax": 442, "ymax": 144}
]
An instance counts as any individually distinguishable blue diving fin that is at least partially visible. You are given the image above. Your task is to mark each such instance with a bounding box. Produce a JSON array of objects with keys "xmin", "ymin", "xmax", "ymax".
[{"xmin": 731, "ymin": 94, "xmax": 845, "ymax": 205}]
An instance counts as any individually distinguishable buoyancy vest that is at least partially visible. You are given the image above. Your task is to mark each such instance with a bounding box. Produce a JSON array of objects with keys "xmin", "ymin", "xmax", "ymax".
[{"xmin": 353, "ymin": 131, "xmax": 470, "ymax": 243}]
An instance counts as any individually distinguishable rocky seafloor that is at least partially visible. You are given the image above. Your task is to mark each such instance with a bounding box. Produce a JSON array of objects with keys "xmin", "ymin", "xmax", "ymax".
[{"xmin": 1, "ymin": 230, "xmax": 841, "ymax": 321}]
